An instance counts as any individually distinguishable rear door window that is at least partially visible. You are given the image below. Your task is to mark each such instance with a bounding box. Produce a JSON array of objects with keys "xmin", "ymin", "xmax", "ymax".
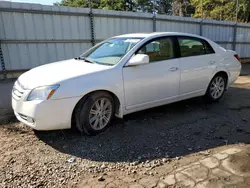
[
  {"xmin": 178, "ymin": 37, "xmax": 214, "ymax": 57},
  {"xmin": 204, "ymin": 41, "xmax": 215, "ymax": 54}
]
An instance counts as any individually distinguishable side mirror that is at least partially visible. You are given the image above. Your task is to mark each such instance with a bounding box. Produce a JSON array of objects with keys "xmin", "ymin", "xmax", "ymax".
[{"xmin": 126, "ymin": 54, "xmax": 149, "ymax": 67}]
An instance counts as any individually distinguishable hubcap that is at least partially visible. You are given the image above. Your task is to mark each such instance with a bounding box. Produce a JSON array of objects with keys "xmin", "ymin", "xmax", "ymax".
[
  {"xmin": 210, "ymin": 76, "xmax": 225, "ymax": 99},
  {"xmin": 89, "ymin": 98, "xmax": 112, "ymax": 130}
]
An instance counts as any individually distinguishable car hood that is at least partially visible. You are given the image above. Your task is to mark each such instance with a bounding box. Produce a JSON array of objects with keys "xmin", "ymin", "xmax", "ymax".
[{"xmin": 18, "ymin": 59, "xmax": 111, "ymax": 89}]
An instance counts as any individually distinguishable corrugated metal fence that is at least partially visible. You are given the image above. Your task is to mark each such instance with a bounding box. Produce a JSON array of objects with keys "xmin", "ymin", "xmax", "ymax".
[{"xmin": 1, "ymin": 1, "xmax": 250, "ymax": 79}]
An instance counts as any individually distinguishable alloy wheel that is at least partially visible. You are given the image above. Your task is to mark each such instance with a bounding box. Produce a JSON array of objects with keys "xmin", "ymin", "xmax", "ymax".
[
  {"xmin": 210, "ymin": 76, "xmax": 225, "ymax": 99},
  {"xmin": 88, "ymin": 98, "xmax": 112, "ymax": 130}
]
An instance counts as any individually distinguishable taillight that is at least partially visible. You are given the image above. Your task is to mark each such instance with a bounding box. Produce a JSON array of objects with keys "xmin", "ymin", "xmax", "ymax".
[{"xmin": 234, "ymin": 54, "xmax": 240, "ymax": 61}]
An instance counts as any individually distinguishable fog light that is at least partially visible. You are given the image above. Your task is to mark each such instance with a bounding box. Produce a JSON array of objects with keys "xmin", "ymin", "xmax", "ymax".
[{"xmin": 27, "ymin": 117, "xmax": 34, "ymax": 123}]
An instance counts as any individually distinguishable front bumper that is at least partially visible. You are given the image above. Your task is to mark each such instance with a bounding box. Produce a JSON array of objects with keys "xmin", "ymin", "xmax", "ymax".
[{"xmin": 12, "ymin": 96, "xmax": 81, "ymax": 130}]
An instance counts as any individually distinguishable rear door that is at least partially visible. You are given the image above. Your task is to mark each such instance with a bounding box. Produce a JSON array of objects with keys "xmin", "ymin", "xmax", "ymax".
[{"xmin": 177, "ymin": 36, "xmax": 217, "ymax": 96}]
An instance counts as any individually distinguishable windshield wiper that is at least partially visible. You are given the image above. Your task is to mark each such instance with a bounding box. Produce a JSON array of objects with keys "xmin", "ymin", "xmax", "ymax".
[
  {"xmin": 95, "ymin": 62, "xmax": 114, "ymax": 66},
  {"xmin": 75, "ymin": 57, "xmax": 95, "ymax": 64}
]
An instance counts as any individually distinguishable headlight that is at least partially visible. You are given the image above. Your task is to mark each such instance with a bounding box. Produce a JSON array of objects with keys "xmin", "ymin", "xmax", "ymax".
[{"xmin": 27, "ymin": 85, "xmax": 60, "ymax": 101}]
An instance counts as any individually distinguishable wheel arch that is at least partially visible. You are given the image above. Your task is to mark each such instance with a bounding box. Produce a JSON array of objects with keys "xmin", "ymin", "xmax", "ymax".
[
  {"xmin": 212, "ymin": 70, "xmax": 229, "ymax": 88},
  {"xmin": 71, "ymin": 89, "xmax": 122, "ymax": 128},
  {"xmin": 205, "ymin": 70, "xmax": 229, "ymax": 97}
]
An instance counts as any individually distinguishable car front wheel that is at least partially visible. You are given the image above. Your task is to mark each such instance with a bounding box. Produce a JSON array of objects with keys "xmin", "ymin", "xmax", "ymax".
[{"xmin": 74, "ymin": 92, "xmax": 114, "ymax": 135}]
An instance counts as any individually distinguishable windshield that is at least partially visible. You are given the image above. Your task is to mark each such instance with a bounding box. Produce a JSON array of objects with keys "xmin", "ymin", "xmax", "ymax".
[{"xmin": 80, "ymin": 38, "xmax": 143, "ymax": 66}]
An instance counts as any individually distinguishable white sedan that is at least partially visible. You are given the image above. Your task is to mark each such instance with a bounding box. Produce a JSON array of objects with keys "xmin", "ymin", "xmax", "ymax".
[{"xmin": 12, "ymin": 32, "xmax": 241, "ymax": 135}]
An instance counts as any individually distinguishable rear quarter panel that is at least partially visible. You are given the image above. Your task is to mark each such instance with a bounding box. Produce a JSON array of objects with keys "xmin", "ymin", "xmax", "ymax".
[{"xmin": 210, "ymin": 41, "xmax": 242, "ymax": 88}]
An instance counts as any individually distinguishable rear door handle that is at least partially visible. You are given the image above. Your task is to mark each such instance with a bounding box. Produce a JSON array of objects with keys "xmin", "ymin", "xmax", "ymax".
[
  {"xmin": 169, "ymin": 67, "xmax": 179, "ymax": 72},
  {"xmin": 209, "ymin": 61, "xmax": 216, "ymax": 65}
]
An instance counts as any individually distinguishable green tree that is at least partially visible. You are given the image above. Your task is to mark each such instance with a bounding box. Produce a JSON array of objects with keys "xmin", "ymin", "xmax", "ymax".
[
  {"xmin": 190, "ymin": 0, "xmax": 250, "ymax": 22},
  {"xmin": 149, "ymin": 0, "xmax": 173, "ymax": 15},
  {"xmin": 57, "ymin": 0, "xmax": 172, "ymax": 13},
  {"xmin": 157, "ymin": 0, "xmax": 173, "ymax": 15},
  {"xmin": 58, "ymin": 0, "xmax": 136, "ymax": 11},
  {"xmin": 172, "ymin": 0, "xmax": 194, "ymax": 16},
  {"xmin": 237, "ymin": 0, "xmax": 250, "ymax": 22},
  {"xmin": 99, "ymin": 0, "xmax": 137, "ymax": 11},
  {"xmin": 58, "ymin": 0, "xmax": 98, "ymax": 8},
  {"xmin": 56, "ymin": 0, "xmax": 193, "ymax": 17}
]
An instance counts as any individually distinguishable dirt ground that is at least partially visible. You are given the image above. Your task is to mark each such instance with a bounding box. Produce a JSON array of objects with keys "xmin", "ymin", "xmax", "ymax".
[{"xmin": 1, "ymin": 73, "xmax": 250, "ymax": 187}]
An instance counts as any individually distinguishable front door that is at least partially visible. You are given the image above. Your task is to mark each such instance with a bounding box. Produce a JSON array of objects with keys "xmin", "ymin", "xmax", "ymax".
[{"xmin": 123, "ymin": 37, "xmax": 180, "ymax": 110}]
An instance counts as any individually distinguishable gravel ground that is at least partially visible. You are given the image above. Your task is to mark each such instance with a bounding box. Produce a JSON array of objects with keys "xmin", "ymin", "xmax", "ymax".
[{"xmin": 1, "ymin": 75, "xmax": 250, "ymax": 187}]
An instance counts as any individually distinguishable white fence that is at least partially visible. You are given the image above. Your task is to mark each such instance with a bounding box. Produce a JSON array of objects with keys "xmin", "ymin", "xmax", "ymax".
[{"xmin": 1, "ymin": 1, "xmax": 250, "ymax": 78}]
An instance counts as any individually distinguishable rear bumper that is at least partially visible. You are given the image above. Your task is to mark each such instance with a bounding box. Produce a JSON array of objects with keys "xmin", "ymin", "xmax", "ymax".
[
  {"xmin": 228, "ymin": 65, "xmax": 242, "ymax": 87},
  {"xmin": 12, "ymin": 96, "xmax": 81, "ymax": 130}
]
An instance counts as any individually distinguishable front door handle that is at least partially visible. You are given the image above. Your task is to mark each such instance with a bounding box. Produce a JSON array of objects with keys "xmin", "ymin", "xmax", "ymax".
[{"xmin": 169, "ymin": 67, "xmax": 179, "ymax": 72}]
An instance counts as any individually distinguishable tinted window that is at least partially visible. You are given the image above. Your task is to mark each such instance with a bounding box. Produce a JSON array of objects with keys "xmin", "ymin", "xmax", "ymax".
[
  {"xmin": 137, "ymin": 37, "xmax": 174, "ymax": 63},
  {"xmin": 178, "ymin": 37, "xmax": 206, "ymax": 57},
  {"xmin": 204, "ymin": 41, "xmax": 215, "ymax": 54}
]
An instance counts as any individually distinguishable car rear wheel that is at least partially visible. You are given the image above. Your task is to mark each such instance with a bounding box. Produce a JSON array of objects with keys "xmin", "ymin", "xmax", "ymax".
[
  {"xmin": 204, "ymin": 74, "xmax": 227, "ymax": 102},
  {"xmin": 74, "ymin": 92, "xmax": 114, "ymax": 135}
]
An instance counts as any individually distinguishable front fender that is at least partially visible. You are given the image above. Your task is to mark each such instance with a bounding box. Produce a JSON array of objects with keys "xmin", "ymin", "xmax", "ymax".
[{"xmin": 52, "ymin": 68, "xmax": 125, "ymax": 118}]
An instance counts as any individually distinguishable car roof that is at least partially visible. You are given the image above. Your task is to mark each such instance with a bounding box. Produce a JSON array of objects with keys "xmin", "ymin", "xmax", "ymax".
[{"xmin": 114, "ymin": 32, "xmax": 207, "ymax": 40}]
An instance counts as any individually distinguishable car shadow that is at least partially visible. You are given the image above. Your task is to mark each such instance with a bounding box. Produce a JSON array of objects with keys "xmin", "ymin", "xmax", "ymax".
[{"xmin": 35, "ymin": 83, "xmax": 250, "ymax": 163}]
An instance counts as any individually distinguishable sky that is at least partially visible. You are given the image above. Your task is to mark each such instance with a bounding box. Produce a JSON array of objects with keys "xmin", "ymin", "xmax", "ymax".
[{"xmin": 3, "ymin": 0, "xmax": 58, "ymax": 5}]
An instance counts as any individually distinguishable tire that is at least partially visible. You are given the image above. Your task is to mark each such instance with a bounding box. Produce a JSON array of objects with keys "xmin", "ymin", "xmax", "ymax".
[
  {"xmin": 74, "ymin": 92, "xmax": 115, "ymax": 135},
  {"xmin": 204, "ymin": 74, "xmax": 227, "ymax": 102}
]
